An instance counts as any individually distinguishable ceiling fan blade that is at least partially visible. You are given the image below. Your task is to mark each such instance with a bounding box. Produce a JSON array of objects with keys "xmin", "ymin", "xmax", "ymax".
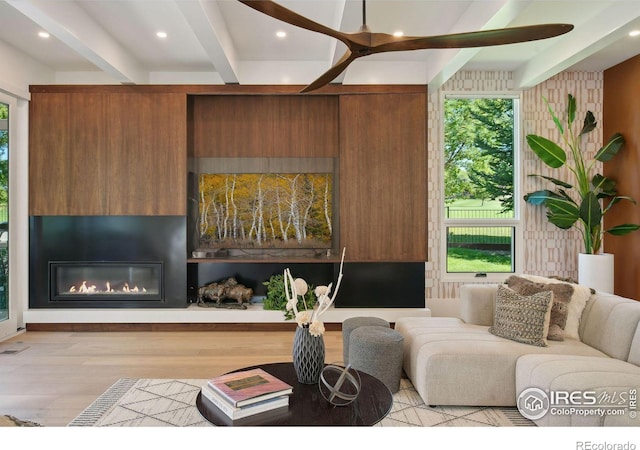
[
  {"xmin": 300, "ymin": 50, "xmax": 357, "ymax": 93},
  {"xmin": 239, "ymin": 0, "xmax": 351, "ymax": 46},
  {"xmin": 375, "ymin": 23, "xmax": 574, "ymax": 53}
]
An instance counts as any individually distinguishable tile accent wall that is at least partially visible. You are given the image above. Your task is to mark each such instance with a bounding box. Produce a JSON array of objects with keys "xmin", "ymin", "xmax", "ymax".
[{"xmin": 426, "ymin": 70, "xmax": 604, "ymax": 300}]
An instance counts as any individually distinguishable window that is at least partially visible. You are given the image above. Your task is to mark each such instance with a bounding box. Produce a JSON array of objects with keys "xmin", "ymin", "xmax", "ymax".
[{"xmin": 442, "ymin": 95, "xmax": 521, "ymax": 280}]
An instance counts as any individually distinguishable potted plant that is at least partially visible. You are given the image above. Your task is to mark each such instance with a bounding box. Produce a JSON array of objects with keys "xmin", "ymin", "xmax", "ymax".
[
  {"xmin": 262, "ymin": 273, "xmax": 316, "ymax": 320},
  {"xmin": 524, "ymin": 93, "xmax": 640, "ymax": 291}
]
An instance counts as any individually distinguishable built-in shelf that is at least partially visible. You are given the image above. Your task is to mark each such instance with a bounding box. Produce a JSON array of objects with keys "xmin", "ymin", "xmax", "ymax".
[
  {"xmin": 23, "ymin": 304, "xmax": 431, "ymax": 325},
  {"xmin": 187, "ymin": 257, "xmax": 341, "ymax": 263}
]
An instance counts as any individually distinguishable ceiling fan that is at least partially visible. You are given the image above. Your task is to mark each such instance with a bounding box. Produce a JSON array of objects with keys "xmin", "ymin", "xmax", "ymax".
[{"xmin": 239, "ymin": 0, "xmax": 574, "ymax": 93}]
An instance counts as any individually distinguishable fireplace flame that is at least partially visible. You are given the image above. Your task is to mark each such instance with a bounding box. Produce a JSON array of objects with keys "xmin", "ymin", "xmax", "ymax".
[{"xmin": 67, "ymin": 280, "xmax": 148, "ymax": 295}]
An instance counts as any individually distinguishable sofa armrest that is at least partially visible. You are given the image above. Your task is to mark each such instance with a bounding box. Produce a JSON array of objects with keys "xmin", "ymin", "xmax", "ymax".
[{"xmin": 459, "ymin": 284, "xmax": 499, "ymax": 326}]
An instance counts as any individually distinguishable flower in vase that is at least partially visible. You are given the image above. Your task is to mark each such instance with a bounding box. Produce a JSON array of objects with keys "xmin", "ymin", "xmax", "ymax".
[
  {"xmin": 296, "ymin": 310, "xmax": 312, "ymax": 327},
  {"xmin": 283, "ymin": 248, "xmax": 346, "ymax": 337},
  {"xmin": 314, "ymin": 285, "xmax": 329, "ymax": 297},
  {"xmin": 309, "ymin": 320, "xmax": 325, "ymax": 337},
  {"xmin": 294, "ymin": 278, "xmax": 308, "ymax": 296}
]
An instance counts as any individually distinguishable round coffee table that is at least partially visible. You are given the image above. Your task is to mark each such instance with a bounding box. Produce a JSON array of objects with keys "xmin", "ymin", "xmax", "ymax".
[{"xmin": 196, "ymin": 362, "xmax": 393, "ymax": 426}]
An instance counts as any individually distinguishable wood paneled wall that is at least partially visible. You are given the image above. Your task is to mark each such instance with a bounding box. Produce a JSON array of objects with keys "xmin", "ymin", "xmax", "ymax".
[
  {"xmin": 604, "ymin": 55, "xmax": 640, "ymax": 300},
  {"xmin": 339, "ymin": 93, "xmax": 427, "ymax": 261},
  {"xmin": 29, "ymin": 90, "xmax": 187, "ymax": 215},
  {"xmin": 192, "ymin": 95, "xmax": 339, "ymax": 157},
  {"xmin": 29, "ymin": 84, "xmax": 428, "ymax": 262},
  {"xmin": 30, "ymin": 93, "xmax": 109, "ymax": 215}
]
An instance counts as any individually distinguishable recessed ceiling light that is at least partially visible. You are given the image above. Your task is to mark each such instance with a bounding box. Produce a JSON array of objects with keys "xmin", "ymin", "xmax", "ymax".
[
  {"xmin": 629, "ymin": 30, "xmax": 640, "ymax": 37},
  {"xmin": 276, "ymin": 31, "xmax": 287, "ymax": 38},
  {"xmin": 393, "ymin": 31, "xmax": 404, "ymax": 37},
  {"xmin": 38, "ymin": 31, "xmax": 50, "ymax": 39},
  {"xmin": 156, "ymin": 31, "xmax": 168, "ymax": 39}
]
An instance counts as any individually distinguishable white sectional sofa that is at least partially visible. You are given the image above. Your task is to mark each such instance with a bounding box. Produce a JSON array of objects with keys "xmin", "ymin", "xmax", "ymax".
[{"xmin": 395, "ymin": 277, "xmax": 640, "ymax": 426}]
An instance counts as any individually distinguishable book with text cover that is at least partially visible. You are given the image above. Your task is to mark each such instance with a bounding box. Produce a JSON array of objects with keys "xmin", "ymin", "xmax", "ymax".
[
  {"xmin": 207, "ymin": 368, "xmax": 293, "ymax": 407},
  {"xmin": 201, "ymin": 384, "xmax": 289, "ymax": 420}
]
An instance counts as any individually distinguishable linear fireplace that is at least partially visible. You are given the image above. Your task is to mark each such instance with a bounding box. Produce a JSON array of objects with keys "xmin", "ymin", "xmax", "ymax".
[
  {"xmin": 50, "ymin": 262, "xmax": 163, "ymax": 302},
  {"xmin": 30, "ymin": 216, "xmax": 186, "ymax": 308}
]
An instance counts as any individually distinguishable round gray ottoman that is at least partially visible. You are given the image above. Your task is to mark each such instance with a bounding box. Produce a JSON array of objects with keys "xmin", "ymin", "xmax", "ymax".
[
  {"xmin": 348, "ymin": 325, "xmax": 404, "ymax": 393},
  {"xmin": 342, "ymin": 316, "xmax": 390, "ymax": 364}
]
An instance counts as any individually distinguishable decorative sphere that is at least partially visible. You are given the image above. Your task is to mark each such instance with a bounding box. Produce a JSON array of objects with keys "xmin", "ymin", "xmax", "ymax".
[{"xmin": 318, "ymin": 362, "xmax": 361, "ymax": 406}]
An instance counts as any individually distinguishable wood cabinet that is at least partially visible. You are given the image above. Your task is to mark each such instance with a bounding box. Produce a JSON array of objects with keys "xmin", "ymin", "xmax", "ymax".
[
  {"xmin": 191, "ymin": 95, "xmax": 338, "ymax": 157},
  {"xmin": 28, "ymin": 85, "xmax": 428, "ymax": 262},
  {"xmin": 29, "ymin": 90, "xmax": 186, "ymax": 215},
  {"xmin": 339, "ymin": 93, "xmax": 428, "ymax": 261}
]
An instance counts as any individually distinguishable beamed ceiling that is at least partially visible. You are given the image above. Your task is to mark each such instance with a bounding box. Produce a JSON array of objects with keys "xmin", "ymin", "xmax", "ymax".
[{"xmin": 1, "ymin": 0, "xmax": 639, "ymax": 91}]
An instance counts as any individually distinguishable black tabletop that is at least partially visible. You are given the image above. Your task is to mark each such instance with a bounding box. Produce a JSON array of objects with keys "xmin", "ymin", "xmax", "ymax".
[{"xmin": 196, "ymin": 362, "xmax": 393, "ymax": 426}]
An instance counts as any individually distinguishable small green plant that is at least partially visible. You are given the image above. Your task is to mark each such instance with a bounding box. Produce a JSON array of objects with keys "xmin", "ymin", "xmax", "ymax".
[{"xmin": 262, "ymin": 274, "xmax": 316, "ymax": 320}]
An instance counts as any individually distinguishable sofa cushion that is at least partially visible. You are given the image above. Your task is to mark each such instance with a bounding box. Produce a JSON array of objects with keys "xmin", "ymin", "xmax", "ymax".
[
  {"xmin": 459, "ymin": 284, "xmax": 497, "ymax": 326},
  {"xmin": 628, "ymin": 324, "xmax": 640, "ymax": 366},
  {"xmin": 489, "ymin": 285, "xmax": 553, "ymax": 347},
  {"xmin": 579, "ymin": 292, "xmax": 640, "ymax": 361},
  {"xmin": 516, "ymin": 354, "xmax": 640, "ymax": 426},
  {"xmin": 517, "ymin": 274, "xmax": 591, "ymax": 341},
  {"xmin": 505, "ymin": 275, "xmax": 573, "ymax": 341},
  {"xmin": 396, "ymin": 321, "xmax": 608, "ymax": 407}
]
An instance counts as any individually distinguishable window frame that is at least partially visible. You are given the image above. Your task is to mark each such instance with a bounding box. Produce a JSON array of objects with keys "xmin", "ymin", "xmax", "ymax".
[{"xmin": 440, "ymin": 92, "xmax": 523, "ymax": 283}]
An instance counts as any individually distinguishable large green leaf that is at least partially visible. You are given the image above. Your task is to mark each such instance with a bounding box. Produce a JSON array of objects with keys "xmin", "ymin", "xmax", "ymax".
[
  {"xmin": 567, "ymin": 94, "xmax": 576, "ymax": 126},
  {"xmin": 528, "ymin": 174, "xmax": 572, "ymax": 189},
  {"xmin": 579, "ymin": 192, "xmax": 602, "ymax": 230},
  {"xmin": 556, "ymin": 189, "xmax": 576, "ymax": 202},
  {"xmin": 614, "ymin": 195, "xmax": 636, "ymax": 205},
  {"xmin": 595, "ymin": 132, "xmax": 624, "ymax": 162},
  {"xmin": 580, "ymin": 110, "xmax": 596, "ymax": 136},
  {"xmin": 545, "ymin": 196, "xmax": 580, "ymax": 229},
  {"xmin": 544, "ymin": 97, "xmax": 564, "ymax": 134},
  {"xmin": 606, "ymin": 224, "xmax": 640, "ymax": 235},
  {"xmin": 604, "ymin": 195, "xmax": 637, "ymax": 211},
  {"xmin": 526, "ymin": 135, "xmax": 566, "ymax": 168},
  {"xmin": 524, "ymin": 190, "xmax": 553, "ymax": 205},
  {"xmin": 591, "ymin": 174, "xmax": 616, "ymax": 196}
]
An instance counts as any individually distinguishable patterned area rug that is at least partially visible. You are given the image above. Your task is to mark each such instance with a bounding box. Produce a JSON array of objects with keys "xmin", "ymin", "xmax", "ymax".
[{"xmin": 68, "ymin": 377, "xmax": 534, "ymax": 427}]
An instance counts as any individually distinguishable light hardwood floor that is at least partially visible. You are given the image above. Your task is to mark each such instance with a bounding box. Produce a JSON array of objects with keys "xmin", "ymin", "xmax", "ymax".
[{"xmin": 0, "ymin": 330, "xmax": 344, "ymax": 426}]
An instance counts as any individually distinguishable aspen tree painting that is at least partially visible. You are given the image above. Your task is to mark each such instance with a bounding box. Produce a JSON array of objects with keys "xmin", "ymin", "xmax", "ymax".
[{"xmin": 199, "ymin": 173, "xmax": 333, "ymax": 249}]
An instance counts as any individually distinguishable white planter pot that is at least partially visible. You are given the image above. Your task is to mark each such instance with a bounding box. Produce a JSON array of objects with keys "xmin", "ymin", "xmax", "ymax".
[{"xmin": 578, "ymin": 253, "xmax": 614, "ymax": 294}]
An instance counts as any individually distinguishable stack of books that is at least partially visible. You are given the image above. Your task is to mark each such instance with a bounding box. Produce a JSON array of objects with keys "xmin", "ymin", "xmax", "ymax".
[{"xmin": 201, "ymin": 368, "xmax": 293, "ymax": 420}]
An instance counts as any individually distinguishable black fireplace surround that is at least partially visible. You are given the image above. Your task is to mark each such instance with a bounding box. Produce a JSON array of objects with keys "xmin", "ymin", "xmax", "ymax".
[
  {"xmin": 30, "ymin": 216, "xmax": 186, "ymax": 308},
  {"xmin": 30, "ymin": 216, "xmax": 425, "ymax": 309}
]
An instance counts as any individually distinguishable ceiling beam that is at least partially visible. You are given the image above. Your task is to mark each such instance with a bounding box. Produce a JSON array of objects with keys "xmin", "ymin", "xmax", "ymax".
[
  {"xmin": 6, "ymin": 0, "xmax": 147, "ymax": 84},
  {"xmin": 513, "ymin": 2, "xmax": 640, "ymax": 88},
  {"xmin": 327, "ymin": 0, "xmax": 351, "ymax": 86},
  {"xmin": 175, "ymin": 0, "xmax": 239, "ymax": 84},
  {"xmin": 427, "ymin": 0, "xmax": 533, "ymax": 93}
]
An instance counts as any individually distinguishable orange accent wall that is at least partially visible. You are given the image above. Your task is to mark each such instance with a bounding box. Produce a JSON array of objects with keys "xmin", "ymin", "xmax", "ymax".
[{"xmin": 603, "ymin": 54, "xmax": 640, "ymax": 300}]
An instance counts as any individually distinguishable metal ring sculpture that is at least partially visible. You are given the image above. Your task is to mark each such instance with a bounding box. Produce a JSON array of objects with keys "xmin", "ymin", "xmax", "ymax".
[{"xmin": 318, "ymin": 362, "xmax": 361, "ymax": 406}]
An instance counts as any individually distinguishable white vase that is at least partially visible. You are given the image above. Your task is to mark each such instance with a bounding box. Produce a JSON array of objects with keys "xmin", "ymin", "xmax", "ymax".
[{"xmin": 578, "ymin": 253, "xmax": 614, "ymax": 294}]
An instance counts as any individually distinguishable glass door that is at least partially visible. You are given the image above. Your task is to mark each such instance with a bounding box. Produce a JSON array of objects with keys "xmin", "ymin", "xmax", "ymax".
[{"xmin": 0, "ymin": 96, "xmax": 13, "ymax": 340}]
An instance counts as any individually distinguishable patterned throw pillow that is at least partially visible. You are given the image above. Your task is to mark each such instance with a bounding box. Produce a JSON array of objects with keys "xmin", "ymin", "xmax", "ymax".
[
  {"xmin": 489, "ymin": 285, "xmax": 554, "ymax": 347},
  {"xmin": 517, "ymin": 274, "xmax": 592, "ymax": 340},
  {"xmin": 504, "ymin": 275, "xmax": 573, "ymax": 341}
]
